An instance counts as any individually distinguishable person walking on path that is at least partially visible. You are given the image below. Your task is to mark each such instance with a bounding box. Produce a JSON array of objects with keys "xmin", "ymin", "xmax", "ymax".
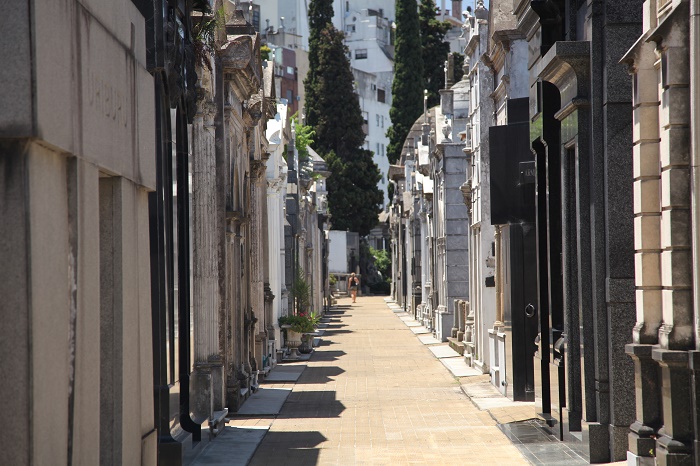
[{"xmin": 347, "ymin": 272, "xmax": 360, "ymax": 303}]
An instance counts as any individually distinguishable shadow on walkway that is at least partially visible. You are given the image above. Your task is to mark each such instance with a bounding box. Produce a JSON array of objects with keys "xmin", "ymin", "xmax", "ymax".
[
  {"xmin": 292, "ymin": 365, "xmax": 345, "ymax": 384},
  {"xmin": 307, "ymin": 350, "xmax": 346, "ymax": 361},
  {"xmin": 279, "ymin": 390, "xmax": 346, "ymax": 419},
  {"xmin": 248, "ymin": 431, "xmax": 326, "ymax": 466}
]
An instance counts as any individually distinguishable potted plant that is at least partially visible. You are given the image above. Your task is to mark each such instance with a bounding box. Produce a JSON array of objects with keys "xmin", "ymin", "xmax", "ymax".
[
  {"xmin": 279, "ymin": 312, "xmax": 320, "ymax": 356},
  {"xmin": 280, "ymin": 267, "xmax": 319, "ymax": 357}
]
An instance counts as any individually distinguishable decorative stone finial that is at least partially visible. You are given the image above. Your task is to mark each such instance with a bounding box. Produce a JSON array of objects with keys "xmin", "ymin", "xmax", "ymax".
[{"xmin": 442, "ymin": 116, "xmax": 452, "ymax": 142}]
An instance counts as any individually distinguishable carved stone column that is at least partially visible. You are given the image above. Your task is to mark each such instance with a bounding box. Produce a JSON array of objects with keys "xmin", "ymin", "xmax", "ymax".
[
  {"xmin": 250, "ymin": 159, "xmax": 267, "ymax": 377},
  {"xmin": 622, "ymin": 40, "xmax": 663, "ymax": 461},
  {"xmin": 191, "ymin": 94, "xmax": 228, "ymax": 425}
]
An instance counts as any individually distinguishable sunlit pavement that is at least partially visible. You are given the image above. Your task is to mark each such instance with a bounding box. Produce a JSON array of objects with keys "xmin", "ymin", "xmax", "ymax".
[{"xmin": 237, "ymin": 296, "xmax": 530, "ymax": 465}]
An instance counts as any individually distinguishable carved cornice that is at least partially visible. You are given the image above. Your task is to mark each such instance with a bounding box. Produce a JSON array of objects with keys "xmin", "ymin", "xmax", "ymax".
[
  {"xmin": 220, "ymin": 33, "xmax": 262, "ymax": 101},
  {"xmin": 250, "ymin": 160, "xmax": 267, "ymax": 180},
  {"xmin": 267, "ymin": 177, "xmax": 285, "ymax": 192},
  {"xmin": 196, "ymin": 100, "xmax": 217, "ymax": 127},
  {"xmin": 245, "ymin": 90, "xmax": 264, "ymax": 126},
  {"xmin": 226, "ymin": 209, "xmax": 250, "ymax": 225},
  {"xmin": 537, "ymin": 41, "xmax": 590, "ymax": 98},
  {"xmin": 460, "ymin": 181, "xmax": 473, "ymax": 207},
  {"xmin": 264, "ymin": 96, "xmax": 277, "ymax": 120}
]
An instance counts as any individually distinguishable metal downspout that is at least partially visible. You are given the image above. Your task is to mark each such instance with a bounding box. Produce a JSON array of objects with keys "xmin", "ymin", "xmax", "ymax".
[
  {"xmin": 691, "ymin": 0, "xmax": 700, "ymax": 351},
  {"xmin": 689, "ymin": 3, "xmax": 700, "ymax": 461}
]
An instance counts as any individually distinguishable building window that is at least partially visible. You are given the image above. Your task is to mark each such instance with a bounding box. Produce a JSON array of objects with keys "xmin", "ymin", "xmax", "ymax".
[
  {"xmin": 355, "ymin": 49, "xmax": 368, "ymax": 59},
  {"xmin": 376, "ymin": 114, "xmax": 380, "ymax": 126},
  {"xmin": 346, "ymin": 1, "xmax": 349, "ymax": 12},
  {"xmin": 377, "ymin": 88, "xmax": 385, "ymax": 103},
  {"xmin": 381, "ymin": 115, "xmax": 384, "ymax": 128},
  {"xmin": 381, "ymin": 144, "xmax": 385, "ymax": 156},
  {"xmin": 376, "ymin": 143, "xmax": 380, "ymax": 156},
  {"xmin": 345, "ymin": 24, "xmax": 355, "ymax": 34}
]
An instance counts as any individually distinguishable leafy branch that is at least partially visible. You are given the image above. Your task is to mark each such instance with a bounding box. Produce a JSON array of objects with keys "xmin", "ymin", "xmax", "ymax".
[{"xmin": 192, "ymin": 5, "xmax": 226, "ymax": 71}]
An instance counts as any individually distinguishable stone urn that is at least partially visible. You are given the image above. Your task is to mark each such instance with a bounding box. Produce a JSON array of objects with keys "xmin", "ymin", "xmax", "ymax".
[
  {"xmin": 283, "ymin": 325, "xmax": 302, "ymax": 360},
  {"xmin": 299, "ymin": 333, "xmax": 314, "ymax": 354}
]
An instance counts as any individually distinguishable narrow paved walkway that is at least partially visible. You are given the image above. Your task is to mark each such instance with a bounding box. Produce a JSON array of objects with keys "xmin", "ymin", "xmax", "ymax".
[{"xmin": 238, "ymin": 296, "xmax": 530, "ymax": 465}]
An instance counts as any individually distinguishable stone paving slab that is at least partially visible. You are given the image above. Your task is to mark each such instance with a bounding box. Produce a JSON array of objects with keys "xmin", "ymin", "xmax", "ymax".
[
  {"xmin": 263, "ymin": 365, "xmax": 306, "ymax": 383},
  {"xmin": 440, "ymin": 356, "xmax": 483, "ymax": 377},
  {"xmin": 190, "ymin": 426, "xmax": 268, "ymax": 466},
  {"xmin": 233, "ymin": 387, "xmax": 292, "ymax": 416},
  {"xmin": 410, "ymin": 325, "xmax": 432, "ymax": 334},
  {"xmin": 429, "ymin": 344, "xmax": 462, "ymax": 359},
  {"xmin": 417, "ymin": 334, "xmax": 442, "ymax": 345},
  {"xmin": 245, "ymin": 296, "xmax": 529, "ymax": 465},
  {"xmin": 404, "ymin": 320, "xmax": 422, "ymax": 327}
]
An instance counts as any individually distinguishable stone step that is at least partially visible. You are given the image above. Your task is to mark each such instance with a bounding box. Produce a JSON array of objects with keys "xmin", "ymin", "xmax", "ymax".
[{"xmin": 447, "ymin": 337, "xmax": 465, "ymax": 355}]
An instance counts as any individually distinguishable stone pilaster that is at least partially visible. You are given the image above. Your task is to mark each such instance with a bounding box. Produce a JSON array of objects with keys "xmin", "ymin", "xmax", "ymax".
[
  {"xmin": 654, "ymin": 349, "xmax": 693, "ymax": 463},
  {"xmin": 192, "ymin": 97, "xmax": 226, "ymax": 423},
  {"xmin": 250, "ymin": 159, "xmax": 267, "ymax": 374},
  {"xmin": 624, "ymin": 39, "xmax": 664, "ymax": 461}
]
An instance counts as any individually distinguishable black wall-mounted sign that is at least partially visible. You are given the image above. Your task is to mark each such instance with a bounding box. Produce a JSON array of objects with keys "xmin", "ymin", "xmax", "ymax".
[
  {"xmin": 489, "ymin": 122, "xmax": 536, "ymax": 225},
  {"xmin": 519, "ymin": 161, "xmax": 536, "ymax": 185}
]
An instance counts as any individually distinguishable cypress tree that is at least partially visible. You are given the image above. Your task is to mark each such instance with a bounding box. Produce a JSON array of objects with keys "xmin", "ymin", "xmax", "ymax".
[
  {"xmin": 312, "ymin": 28, "xmax": 365, "ymax": 159},
  {"xmin": 387, "ymin": 0, "xmax": 424, "ymax": 165},
  {"xmin": 304, "ymin": 0, "xmax": 334, "ymax": 129},
  {"xmin": 305, "ymin": 21, "xmax": 383, "ymax": 234},
  {"xmin": 325, "ymin": 150, "xmax": 383, "ymax": 236},
  {"xmin": 419, "ymin": 0, "xmax": 452, "ymax": 108}
]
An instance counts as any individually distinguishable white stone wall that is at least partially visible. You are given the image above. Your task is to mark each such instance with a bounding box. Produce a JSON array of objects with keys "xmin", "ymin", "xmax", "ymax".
[{"xmin": 0, "ymin": 1, "xmax": 156, "ymax": 464}]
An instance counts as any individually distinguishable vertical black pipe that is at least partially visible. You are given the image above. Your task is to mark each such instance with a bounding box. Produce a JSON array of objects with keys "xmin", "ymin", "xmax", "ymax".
[{"xmin": 176, "ymin": 106, "xmax": 200, "ymax": 440}]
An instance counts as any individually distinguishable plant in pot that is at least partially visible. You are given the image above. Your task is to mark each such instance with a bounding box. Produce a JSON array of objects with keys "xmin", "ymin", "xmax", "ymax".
[
  {"xmin": 279, "ymin": 268, "xmax": 319, "ymax": 356},
  {"xmin": 278, "ymin": 313, "xmax": 320, "ymax": 356}
]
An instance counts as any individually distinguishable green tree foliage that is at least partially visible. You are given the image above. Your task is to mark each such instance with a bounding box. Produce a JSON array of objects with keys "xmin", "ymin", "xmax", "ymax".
[
  {"xmin": 291, "ymin": 113, "xmax": 315, "ymax": 161},
  {"xmin": 304, "ymin": 13, "xmax": 383, "ymax": 235},
  {"xmin": 260, "ymin": 44, "xmax": 272, "ymax": 61},
  {"xmin": 310, "ymin": 28, "xmax": 365, "ymax": 159},
  {"xmin": 453, "ymin": 52, "xmax": 465, "ymax": 83},
  {"xmin": 369, "ymin": 246, "xmax": 391, "ymax": 278},
  {"xmin": 419, "ymin": 0, "xmax": 452, "ymax": 108},
  {"xmin": 387, "ymin": 0, "xmax": 424, "ymax": 165},
  {"xmin": 326, "ymin": 150, "xmax": 383, "ymax": 236},
  {"xmin": 304, "ymin": 0, "xmax": 334, "ymax": 129}
]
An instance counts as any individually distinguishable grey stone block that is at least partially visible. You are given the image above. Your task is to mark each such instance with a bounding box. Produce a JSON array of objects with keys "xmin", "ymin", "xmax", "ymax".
[
  {"xmin": 447, "ymin": 281, "xmax": 468, "ymax": 298},
  {"xmin": 446, "ymin": 235, "xmax": 469, "ymax": 250},
  {"xmin": 604, "ymin": 143, "xmax": 635, "ymax": 275},
  {"xmin": 0, "ymin": 147, "xmax": 30, "ymax": 466},
  {"xmin": 446, "ymin": 265, "xmax": 469, "ymax": 281},
  {"xmin": 446, "ymin": 189, "xmax": 466, "ymax": 205},
  {"xmin": 603, "ymin": 24, "xmax": 639, "ymax": 103},
  {"xmin": 604, "ymin": 0, "xmax": 643, "ymax": 24},
  {"xmin": 446, "ymin": 219, "xmax": 469, "ymax": 235},
  {"xmin": 588, "ymin": 422, "xmax": 611, "ymax": 463},
  {"xmin": 608, "ymin": 303, "xmax": 636, "ymax": 426},
  {"xmin": 0, "ymin": 2, "xmax": 33, "ymax": 137},
  {"xmin": 446, "ymin": 204, "xmax": 468, "ymax": 219},
  {"xmin": 445, "ymin": 173, "xmax": 467, "ymax": 187},
  {"xmin": 445, "ymin": 156, "xmax": 466, "ymax": 174}
]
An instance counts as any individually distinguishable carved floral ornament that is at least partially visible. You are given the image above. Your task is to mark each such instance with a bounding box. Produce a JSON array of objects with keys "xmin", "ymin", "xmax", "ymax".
[
  {"xmin": 250, "ymin": 160, "xmax": 267, "ymax": 179},
  {"xmin": 220, "ymin": 35, "xmax": 254, "ymax": 71},
  {"xmin": 220, "ymin": 34, "xmax": 262, "ymax": 98}
]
